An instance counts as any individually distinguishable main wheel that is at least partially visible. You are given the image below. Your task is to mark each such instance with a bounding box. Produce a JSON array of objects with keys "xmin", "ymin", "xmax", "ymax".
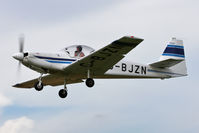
[
  {"xmin": 59, "ymin": 89, "xmax": 68, "ymax": 98},
  {"xmin": 86, "ymin": 78, "xmax": 95, "ymax": 88},
  {"xmin": 34, "ymin": 81, "xmax": 43, "ymax": 91}
]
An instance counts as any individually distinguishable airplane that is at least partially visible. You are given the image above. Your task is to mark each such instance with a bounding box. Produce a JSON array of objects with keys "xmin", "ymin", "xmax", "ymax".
[{"xmin": 12, "ymin": 36, "xmax": 187, "ymax": 98}]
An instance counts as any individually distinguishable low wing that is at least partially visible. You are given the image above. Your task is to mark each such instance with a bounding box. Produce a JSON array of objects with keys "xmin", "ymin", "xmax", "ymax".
[
  {"xmin": 13, "ymin": 74, "xmax": 83, "ymax": 88},
  {"xmin": 64, "ymin": 36, "xmax": 143, "ymax": 75}
]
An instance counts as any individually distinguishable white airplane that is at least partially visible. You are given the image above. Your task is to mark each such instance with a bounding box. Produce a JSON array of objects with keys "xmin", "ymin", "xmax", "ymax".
[{"xmin": 12, "ymin": 36, "xmax": 187, "ymax": 98}]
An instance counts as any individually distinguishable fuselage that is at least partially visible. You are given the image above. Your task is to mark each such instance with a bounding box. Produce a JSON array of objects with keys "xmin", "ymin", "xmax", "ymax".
[
  {"xmin": 19, "ymin": 51, "xmax": 180, "ymax": 80},
  {"xmin": 12, "ymin": 43, "xmax": 185, "ymax": 80}
]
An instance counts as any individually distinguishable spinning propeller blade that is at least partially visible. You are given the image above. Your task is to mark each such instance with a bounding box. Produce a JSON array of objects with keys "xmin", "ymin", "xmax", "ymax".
[
  {"xmin": 19, "ymin": 35, "xmax": 24, "ymax": 53},
  {"xmin": 17, "ymin": 35, "xmax": 25, "ymax": 73}
]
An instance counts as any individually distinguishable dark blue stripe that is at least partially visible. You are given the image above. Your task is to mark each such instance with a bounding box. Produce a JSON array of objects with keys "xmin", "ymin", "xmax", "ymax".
[
  {"xmin": 167, "ymin": 45, "xmax": 184, "ymax": 49},
  {"xmin": 35, "ymin": 56, "xmax": 76, "ymax": 61},
  {"xmin": 46, "ymin": 60, "xmax": 72, "ymax": 64},
  {"xmin": 163, "ymin": 47, "xmax": 184, "ymax": 55}
]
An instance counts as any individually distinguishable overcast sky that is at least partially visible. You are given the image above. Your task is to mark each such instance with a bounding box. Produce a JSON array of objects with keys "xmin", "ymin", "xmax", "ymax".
[{"xmin": 0, "ymin": 0, "xmax": 199, "ymax": 133}]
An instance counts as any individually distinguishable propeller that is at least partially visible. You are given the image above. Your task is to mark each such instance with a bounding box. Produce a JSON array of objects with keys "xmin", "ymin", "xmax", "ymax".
[
  {"xmin": 19, "ymin": 35, "xmax": 24, "ymax": 53},
  {"xmin": 12, "ymin": 34, "xmax": 29, "ymax": 76},
  {"xmin": 17, "ymin": 35, "xmax": 25, "ymax": 73}
]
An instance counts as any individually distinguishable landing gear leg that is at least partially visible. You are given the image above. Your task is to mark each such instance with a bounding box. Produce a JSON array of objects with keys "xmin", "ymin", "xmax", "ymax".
[
  {"xmin": 85, "ymin": 69, "xmax": 95, "ymax": 88},
  {"xmin": 34, "ymin": 73, "xmax": 44, "ymax": 91},
  {"xmin": 58, "ymin": 79, "xmax": 68, "ymax": 98}
]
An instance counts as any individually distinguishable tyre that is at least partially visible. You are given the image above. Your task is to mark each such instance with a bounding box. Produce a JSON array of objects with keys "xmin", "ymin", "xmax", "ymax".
[
  {"xmin": 86, "ymin": 78, "xmax": 95, "ymax": 88},
  {"xmin": 34, "ymin": 81, "xmax": 43, "ymax": 91},
  {"xmin": 58, "ymin": 89, "xmax": 68, "ymax": 98}
]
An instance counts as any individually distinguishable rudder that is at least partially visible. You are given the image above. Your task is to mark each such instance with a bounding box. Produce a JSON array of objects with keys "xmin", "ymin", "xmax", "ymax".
[{"xmin": 160, "ymin": 37, "xmax": 185, "ymax": 61}]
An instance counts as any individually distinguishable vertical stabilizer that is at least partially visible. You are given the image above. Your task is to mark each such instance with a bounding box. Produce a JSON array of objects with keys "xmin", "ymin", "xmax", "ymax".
[
  {"xmin": 160, "ymin": 38, "xmax": 187, "ymax": 77},
  {"xmin": 160, "ymin": 38, "xmax": 185, "ymax": 61}
]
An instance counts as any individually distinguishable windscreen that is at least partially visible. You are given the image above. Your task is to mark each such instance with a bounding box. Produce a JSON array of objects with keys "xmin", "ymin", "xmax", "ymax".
[{"xmin": 64, "ymin": 45, "xmax": 95, "ymax": 58}]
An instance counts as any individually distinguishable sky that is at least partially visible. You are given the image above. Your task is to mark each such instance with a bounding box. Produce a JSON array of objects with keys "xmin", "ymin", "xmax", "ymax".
[{"xmin": 0, "ymin": 0, "xmax": 199, "ymax": 133}]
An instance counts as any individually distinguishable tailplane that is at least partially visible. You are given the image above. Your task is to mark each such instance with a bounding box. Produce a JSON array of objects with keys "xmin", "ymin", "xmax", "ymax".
[{"xmin": 150, "ymin": 38, "xmax": 187, "ymax": 77}]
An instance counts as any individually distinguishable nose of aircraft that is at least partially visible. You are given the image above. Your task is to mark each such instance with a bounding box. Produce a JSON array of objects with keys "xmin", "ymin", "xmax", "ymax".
[{"xmin": 12, "ymin": 53, "xmax": 24, "ymax": 61}]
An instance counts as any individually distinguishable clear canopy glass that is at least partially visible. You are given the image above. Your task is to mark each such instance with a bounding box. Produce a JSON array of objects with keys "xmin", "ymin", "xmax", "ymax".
[{"xmin": 63, "ymin": 45, "xmax": 95, "ymax": 58}]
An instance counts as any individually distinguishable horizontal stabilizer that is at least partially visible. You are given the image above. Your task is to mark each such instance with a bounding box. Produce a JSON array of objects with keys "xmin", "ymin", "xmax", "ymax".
[{"xmin": 149, "ymin": 58, "xmax": 184, "ymax": 68}]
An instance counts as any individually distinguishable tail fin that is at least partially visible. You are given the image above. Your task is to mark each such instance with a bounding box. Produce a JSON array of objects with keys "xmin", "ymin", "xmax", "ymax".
[
  {"xmin": 160, "ymin": 37, "xmax": 185, "ymax": 60},
  {"xmin": 150, "ymin": 38, "xmax": 187, "ymax": 77}
]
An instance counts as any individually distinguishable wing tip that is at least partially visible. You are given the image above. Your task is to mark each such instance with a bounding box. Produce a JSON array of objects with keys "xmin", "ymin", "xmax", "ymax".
[
  {"xmin": 113, "ymin": 36, "xmax": 144, "ymax": 46},
  {"xmin": 12, "ymin": 84, "xmax": 20, "ymax": 88},
  {"xmin": 126, "ymin": 36, "xmax": 144, "ymax": 41},
  {"xmin": 12, "ymin": 84, "xmax": 32, "ymax": 89}
]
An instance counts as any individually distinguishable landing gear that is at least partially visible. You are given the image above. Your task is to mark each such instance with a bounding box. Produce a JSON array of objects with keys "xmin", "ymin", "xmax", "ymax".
[
  {"xmin": 34, "ymin": 73, "xmax": 43, "ymax": 91},
  {"xmin": 58, "ymin": 89, "xmax": 68, "ymax": 98},
  {"xmin": 34, "ymin": 81, "xmax": 43, "ymax": 91},
  {"xmin": 86, "ymin": 78, "xmax": 95, "ymax": 88},
  {"xmin": 86, "ymin": 69, "xmax": 95, "ymax": 88},
  {"xmin": 58, "ymin": 79, "xmax": 68, "ymax": 98}
]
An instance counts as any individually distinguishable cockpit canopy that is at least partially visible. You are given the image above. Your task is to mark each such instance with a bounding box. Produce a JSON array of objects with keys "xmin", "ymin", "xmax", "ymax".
[{"xmin": 63, "ymin": 45, "xmax": 95, "ymax": 58}]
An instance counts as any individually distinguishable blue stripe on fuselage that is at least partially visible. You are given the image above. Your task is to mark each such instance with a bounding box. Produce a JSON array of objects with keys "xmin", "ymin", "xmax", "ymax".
[
  {"xmin": 46, "ymin": 60, "xmax": 72, "ymax": 64},
  {"xmin": 35, "ymin": 56, "xmax": 76, "ymax": 61}
]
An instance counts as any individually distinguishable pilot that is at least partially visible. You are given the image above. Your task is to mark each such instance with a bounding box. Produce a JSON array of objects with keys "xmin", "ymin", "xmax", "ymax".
[{"xmin": 75, "ymin": 45, "xmax": 85, "ymax": 57}]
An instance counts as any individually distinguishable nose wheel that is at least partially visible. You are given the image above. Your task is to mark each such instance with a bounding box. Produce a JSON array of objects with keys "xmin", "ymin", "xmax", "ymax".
[
  {"xmin": 34, "ymin": 73, "xmax": 44, "ymax": 91},
  {"xmin": 34, "ymin": 81, "xmax": 43, "ymax": 91}
]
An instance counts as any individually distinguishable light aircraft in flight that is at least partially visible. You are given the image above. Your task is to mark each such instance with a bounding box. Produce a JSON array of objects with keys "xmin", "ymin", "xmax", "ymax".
[{"xmin": 12, "ymin": 36, "xmax": 187, "ymax": 98}]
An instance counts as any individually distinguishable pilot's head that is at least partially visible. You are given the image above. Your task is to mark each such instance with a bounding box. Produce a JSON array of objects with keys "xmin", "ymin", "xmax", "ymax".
[{"xmin": 77, "ymin": 45, "xmax": 82, "ymax": 52}]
